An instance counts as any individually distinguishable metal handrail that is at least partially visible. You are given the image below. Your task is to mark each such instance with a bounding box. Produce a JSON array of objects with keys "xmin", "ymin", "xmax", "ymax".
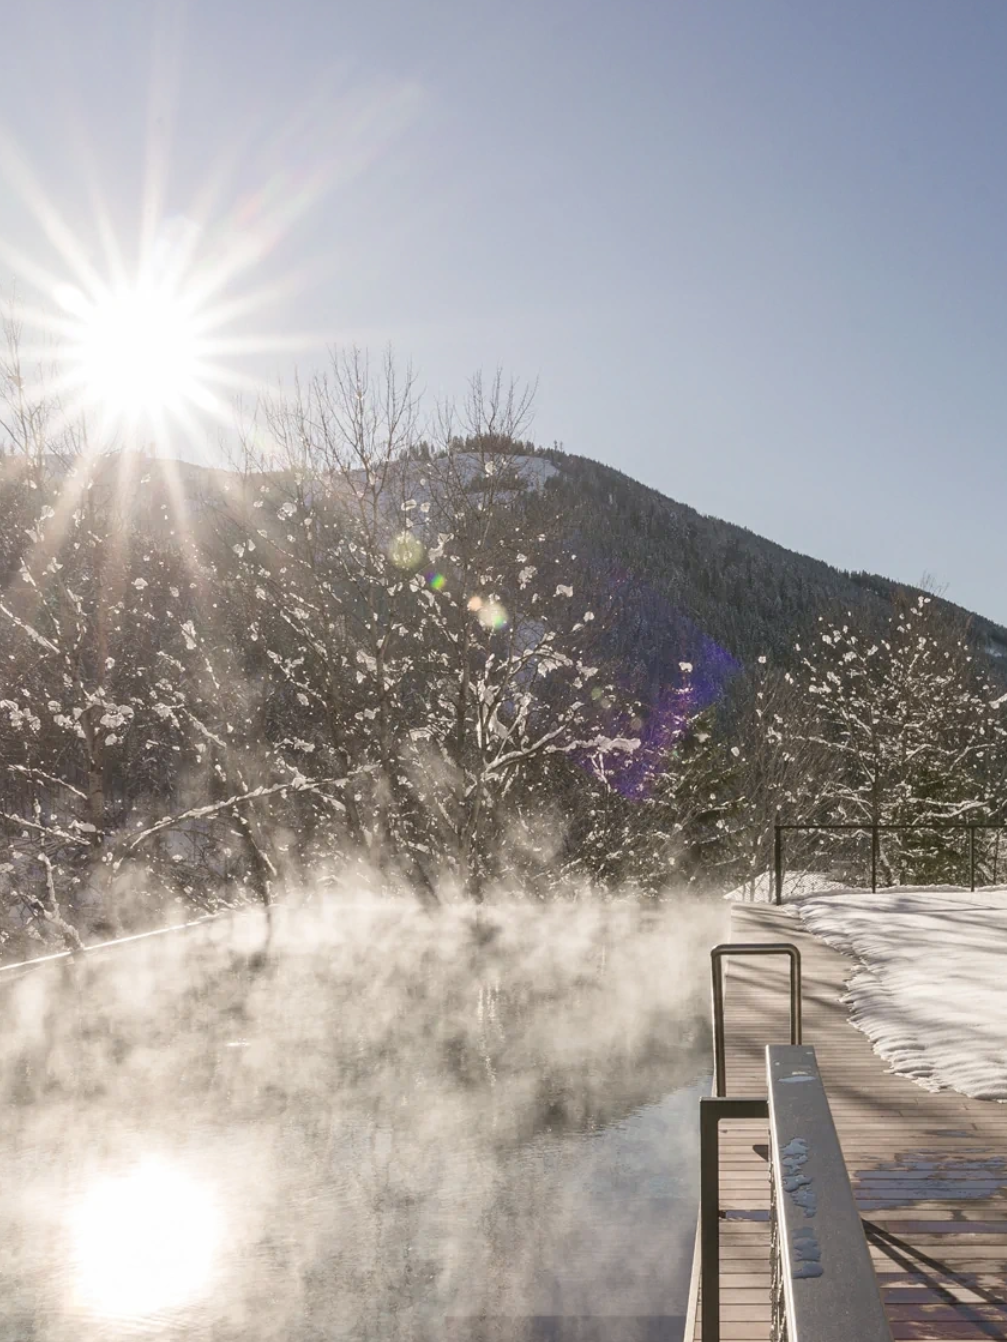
[
  {"xmin": 767, "ymin": 1045, "xmax": 891, "ymax": 1341},
  {"xmin": 699, "ymin": 1046, "xmax": 892, "ymax": 1342},
  {"xmin": 711, "ymin": 943, "xmax": 801, "ymax": 1096}
]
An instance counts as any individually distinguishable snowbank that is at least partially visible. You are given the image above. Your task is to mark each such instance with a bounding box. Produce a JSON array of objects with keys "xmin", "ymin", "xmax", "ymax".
[{"xmin": 798, "ymin": 887, "xmax": 1007, "ymax": 1100}]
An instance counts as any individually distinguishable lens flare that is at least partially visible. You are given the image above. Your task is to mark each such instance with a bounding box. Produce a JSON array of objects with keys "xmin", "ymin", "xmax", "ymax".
[
  {"xmin": 427, "ymin": 571, "xmax": 446, "ymax": 591},
  {"xmin": 68, "ymin": 1155, "xmax": 222, "ymax": 1319},
  {"xmin": 476, "ymin": 599, "xmax": 508, "ymax": 631},
  {"xmin": 388, "ymin": 531, "xmax": 425, "ymax": 570}
]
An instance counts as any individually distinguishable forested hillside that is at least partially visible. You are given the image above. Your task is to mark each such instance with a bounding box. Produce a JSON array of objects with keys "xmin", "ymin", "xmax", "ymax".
[
  {"xmin": 2, "ymin": 353, "xmax": 1006, "ymax": 961},
  {"xmin": 547, "ymin": 452, "xmax": 1007, "ymax": 668}
]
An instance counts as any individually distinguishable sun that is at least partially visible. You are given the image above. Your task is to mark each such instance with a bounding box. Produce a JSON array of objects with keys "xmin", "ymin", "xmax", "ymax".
[{"xmin": 57, "ymin": 278, "xmax": 209, "ymax": 429}]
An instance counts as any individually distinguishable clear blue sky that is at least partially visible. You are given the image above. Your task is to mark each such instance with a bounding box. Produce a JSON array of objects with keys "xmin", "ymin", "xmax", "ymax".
[{"xmin": 3, "ymin": 2, "xmax": 1007, "ymax": 621}]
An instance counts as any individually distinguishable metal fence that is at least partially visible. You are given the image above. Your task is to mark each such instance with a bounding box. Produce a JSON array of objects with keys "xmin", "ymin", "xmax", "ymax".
[{"xmin": 773, "ymin": 819, "xmax": 1007, "ymax": 903}]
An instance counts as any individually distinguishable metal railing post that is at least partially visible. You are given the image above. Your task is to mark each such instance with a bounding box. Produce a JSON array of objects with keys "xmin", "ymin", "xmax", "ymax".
[
  {"xmin": 700, "ymin": 1098, "xmax": 720, "ymax": 1342},
  {"xmin": 871, "ymin": 822, "xmax": 878, "ymax": 892},
  {"xmin": 995, "ymin": 830, "xmax": 1001, "ymax": 886},
  {"xmin": 700, "ymin": 1096, "xmax": 769, "ymax": 1342},
  {"xmin": 712, "ymin": 951, "xmax": 727, "ymax": 1098}
]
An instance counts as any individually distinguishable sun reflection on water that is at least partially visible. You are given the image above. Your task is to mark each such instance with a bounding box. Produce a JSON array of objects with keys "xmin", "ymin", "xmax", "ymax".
[{"xmin": 69, "ymin": 1156, "xmax": 222, "ymax": 1320}]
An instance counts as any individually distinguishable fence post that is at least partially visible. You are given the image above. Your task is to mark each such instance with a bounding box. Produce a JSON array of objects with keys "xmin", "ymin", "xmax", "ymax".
[
  {"xmin": 774, "ymin": 815, "xmax": 783, "ymax": 905},
  {"xmin": 995, "ymin": 830, "xmax": 1001, "ymax": 887},
  {"xmin": 970, "ymin": 824, "xmax": 976, "ymax": 893},
  {"xmin": 871, "ymin": 823, "xmax": 878, "ymax": 893}
]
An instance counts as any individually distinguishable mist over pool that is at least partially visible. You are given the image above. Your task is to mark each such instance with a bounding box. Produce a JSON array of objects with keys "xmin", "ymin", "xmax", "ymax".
[{"xmin": 0, "ymin": 898, "xmax": 721, "ymax": 1341}]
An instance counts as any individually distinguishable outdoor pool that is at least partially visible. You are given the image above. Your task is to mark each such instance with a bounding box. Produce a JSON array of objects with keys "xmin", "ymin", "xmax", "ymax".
[{"xmin": 0, "ymin": 899, "xmax": 718, "ymax": 1341}]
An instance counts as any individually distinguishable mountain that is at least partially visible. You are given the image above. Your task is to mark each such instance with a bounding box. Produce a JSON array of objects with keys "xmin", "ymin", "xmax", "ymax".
[{"xmin": 535, "ymin": 450, "xmax": 1007, "ymax": 673}]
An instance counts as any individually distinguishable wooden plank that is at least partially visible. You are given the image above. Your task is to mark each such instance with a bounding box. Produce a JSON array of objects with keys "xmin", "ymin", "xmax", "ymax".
[{"xmin": 687, "ymin": 904, "xmax": 1007, "ymax": 1341}]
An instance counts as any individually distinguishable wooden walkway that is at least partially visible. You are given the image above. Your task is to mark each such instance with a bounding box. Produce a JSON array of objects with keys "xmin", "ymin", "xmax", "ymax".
[{"xmin": 688, "ymin": 903, "xmax": 1007, "ymax": 1341}]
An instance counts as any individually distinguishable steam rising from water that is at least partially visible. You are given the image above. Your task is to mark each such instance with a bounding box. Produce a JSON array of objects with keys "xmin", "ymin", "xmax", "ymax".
[{"xmin": 0, "ymin": 896, "xmax": 722, "ymax": 1340}]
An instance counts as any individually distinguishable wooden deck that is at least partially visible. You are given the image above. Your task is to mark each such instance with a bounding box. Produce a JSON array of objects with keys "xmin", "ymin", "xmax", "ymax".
[{"xmin": 688, "ymin": 903, "xmax": 1007, "ymax": 1342}]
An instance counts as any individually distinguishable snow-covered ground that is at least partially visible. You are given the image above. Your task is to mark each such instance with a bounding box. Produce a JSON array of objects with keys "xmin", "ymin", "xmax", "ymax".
[{"xmin": 798, "ymin": 887, "xmax": 1007, "ymax": 1100}]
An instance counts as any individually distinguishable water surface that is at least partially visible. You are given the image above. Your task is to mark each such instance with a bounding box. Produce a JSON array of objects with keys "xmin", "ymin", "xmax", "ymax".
[{"xmin": 0, "ymin": 900, "xmax": 716, "ymax": 1341}]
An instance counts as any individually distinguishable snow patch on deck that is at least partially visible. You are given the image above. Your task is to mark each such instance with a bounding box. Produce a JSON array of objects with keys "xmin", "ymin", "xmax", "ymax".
[{"xmin": 798, "ymin": 887, "xmax": 1007, "ymax": 1101}]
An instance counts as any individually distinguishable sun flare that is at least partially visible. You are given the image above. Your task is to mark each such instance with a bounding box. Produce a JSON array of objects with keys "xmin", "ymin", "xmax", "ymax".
[{"xmin": 58, "ymin": 279, "xmax": 208, "ymax": 427}]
